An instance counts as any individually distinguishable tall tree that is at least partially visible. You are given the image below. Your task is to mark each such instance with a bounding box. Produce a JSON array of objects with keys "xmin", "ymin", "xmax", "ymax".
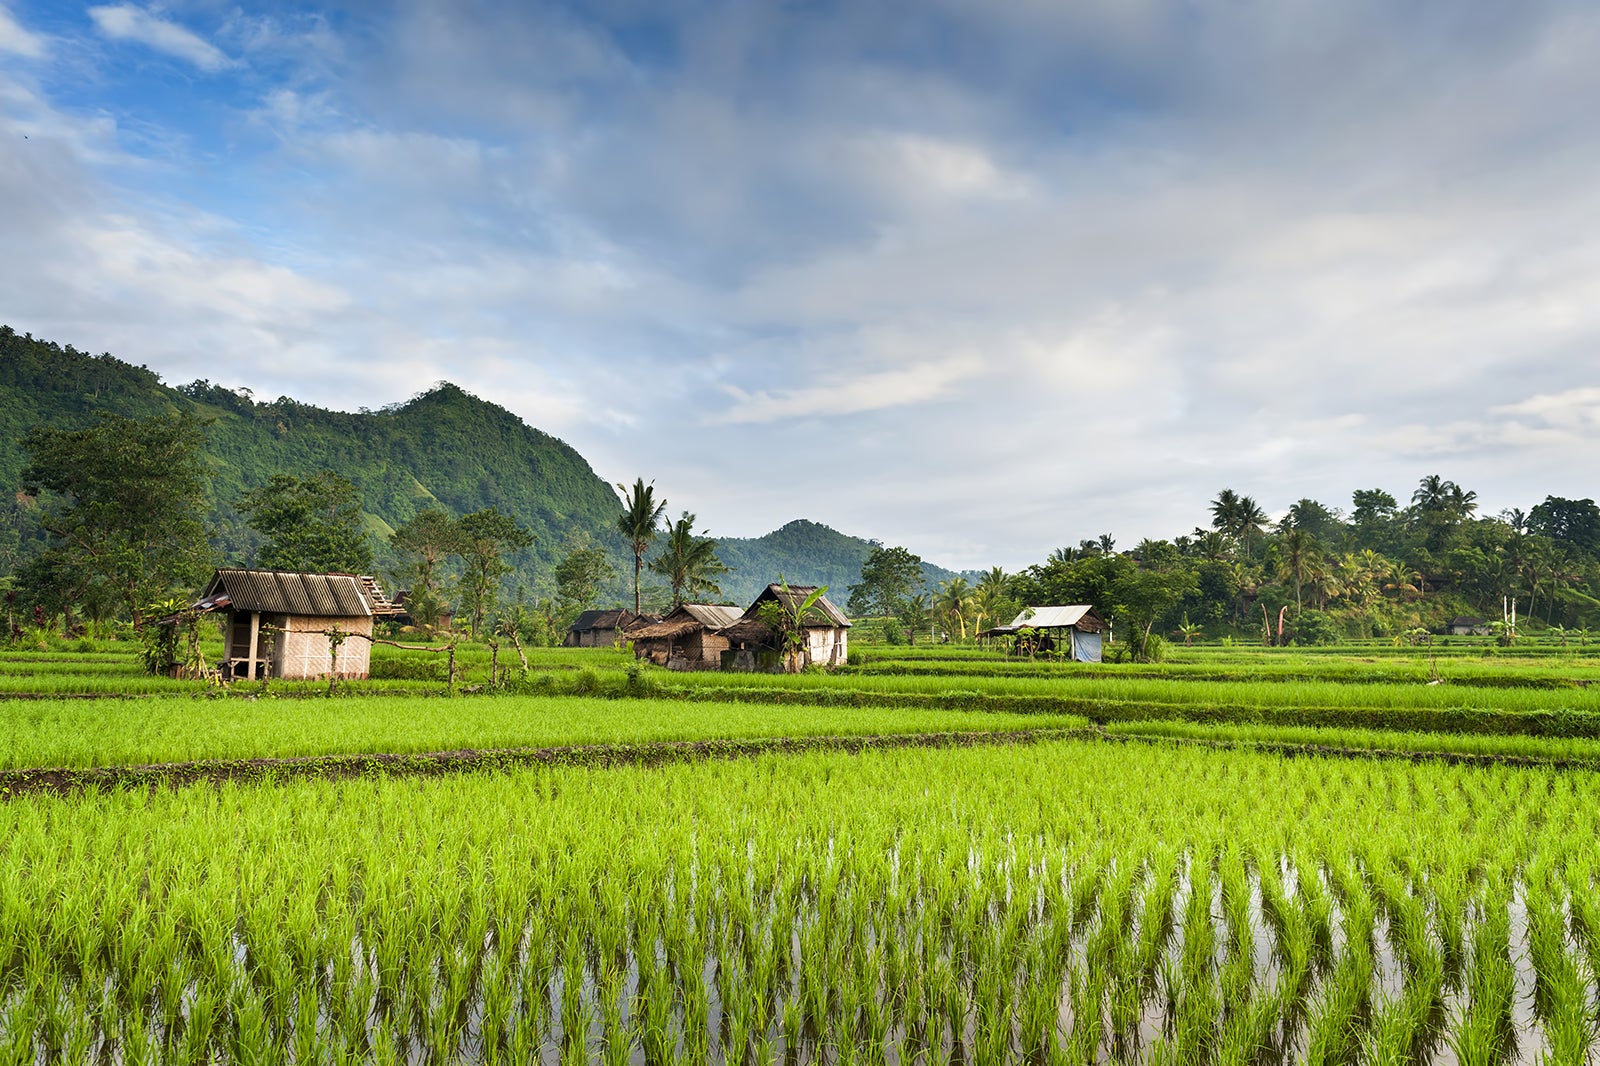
[
  {"xmin": 847, "ymin": 544, "xmax": 924, "ymax": 618},
  {"xmin": 554, "ymin": 533, "xmax": 616, "ymax": 618},
  {"xmin": 649, "ymin": 511, "xmax": 730, "ymax": 608},
  {"xmin": 454, "ymin": 507, "xmax": 533, "ymax": 636},
  {"xmin": 20, "ymin": 412, "xmax": 212, "ymax": 625},
  {"xmin": 237, "ymin": 471, "xmax": 373, "ymax": 574},
  {"xmin": 1237, "ymin": 497, "xmax": 1268, "ymax": 561},
  {"xmin": 935, "ymin": 577, "xmax": 973, "ymax": 640},
  {"xmin": 1278, "ymin": 528, "xmax": 1317, "ymax": 613},
  {"xmin": 389, "ymin": 508, "xmax": 462, "ymax": 629},
  {"xmin": 616, "ymin": 478, "xmax": 668, "ymax": 615},
  {"xmin": 1210, "ymin": 489, "xmax": 1243, "ymax": 544}
]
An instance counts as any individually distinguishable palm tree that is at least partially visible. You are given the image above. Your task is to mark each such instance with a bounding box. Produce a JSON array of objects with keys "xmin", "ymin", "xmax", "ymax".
[
  {"xmin": 648, "ymin": 511, "xmax": 729, "ymax": 608},
  {"xmin": 616, "ymin": 478, "xmax": 668, "ymax": 615},
  {"xmin": 1238, "ymin": 497, "xmax": 1268, "ymax": 562},
  {"xmin": 936, "ymin": 578, "xmax": 973, "ymax": 640},
  {"xmin": 1278, "ymin": 528, "xmax": 1316, "ymax": 613},
  {"xmin": 1210, "ymin": 489, "xmax": 1242, "ymax": 537}
]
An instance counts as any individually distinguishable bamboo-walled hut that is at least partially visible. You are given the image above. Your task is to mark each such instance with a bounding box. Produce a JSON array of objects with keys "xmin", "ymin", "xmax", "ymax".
[
  {"xmin": 188, "ymin": 569, "xmax": 402, "ymax": 680},
  {"xmin": 563, "ymin": 609, "xmax": 651, "ymax": 648},
  {"xmin": 627, "ymin": 604, "xmax": 743, "ymax": 669},
  {"xmin": 719, "ymin": 584, "xmax": 852, "ymax": 671}
]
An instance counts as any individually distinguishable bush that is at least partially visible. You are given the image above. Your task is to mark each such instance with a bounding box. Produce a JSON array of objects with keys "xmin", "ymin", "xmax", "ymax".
[
  {"xmin": 369, "ymin": 658, "xmax": 445, "ymax": 681},
  {"xmin": 1291, "ymin": 610, "xmax": 1339, "ymax": 646}
]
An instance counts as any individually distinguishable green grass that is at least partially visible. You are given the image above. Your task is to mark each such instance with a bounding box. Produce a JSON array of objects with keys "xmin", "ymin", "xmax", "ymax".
[
  {"xmin": 0, "ymin": 693, "xmax": 1091, "ymax": 770},
  {"xmin": 1106, "ymin": 718, "xmax": 1600, "ymax": 763}
]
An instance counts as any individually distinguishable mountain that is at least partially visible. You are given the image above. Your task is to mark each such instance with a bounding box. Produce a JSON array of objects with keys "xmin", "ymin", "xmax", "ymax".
[
  {"xmin": 715, "ymin": 520, "xmax": 974, "ymax": 606},
  {"xmin": 0, "ymin": 325, "xmax": 626, "ymax": 596},
  {"xmin": 0, "ymin": 325, "xmax": 976, "ymax": 612}
]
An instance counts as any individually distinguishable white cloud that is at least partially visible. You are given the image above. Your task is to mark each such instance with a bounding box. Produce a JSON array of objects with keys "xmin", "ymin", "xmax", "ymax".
[
  {"xmin": 0, "ymin": 5, "xmax": 45, "ymax": 57},
  {"xmin": 88, "ymin": 4, "xmax": 230, "ymax": 71},
  {"xmin": 715, "ymin": 357, "xmax": 979, "ymax": 424}
]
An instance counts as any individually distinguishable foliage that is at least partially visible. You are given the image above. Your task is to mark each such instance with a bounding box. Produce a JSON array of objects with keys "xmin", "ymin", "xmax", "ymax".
[
  {"xmin": 754, "ymin": 580, "xmax": 832, "ymax": 672},
  {"xmin": 615, "ymin": 478, "xmax": 667, "ymax": 615},
  {"xmin": 847, "ymin": 544, "xmax": 925, "ymax": 618},
  {"xmin": 1111, "ymin": 566, "xmax": 1198, "ymax": 662},
  {"xmin": 553, "ymin": 533, "xmax": 616, "ymax": 621},
  {"xmin": 388, "ymin": 508, "xmax": 462, "ymax": 628},
  {"xmin": 20, "ymin": 411, "xmax": 212, "ymax": 624},
  {"xmin": 648, "ymin": 511, "xmax": 729, "ymax": 608},
  {"xmin": 237, "ymin": 471, "xmax": 374, "ymax": 574},
  {"xmin": 454, "ymin": 508, "xmax": 534, "ymax": 636},
  {"xmin": 1291, "ymin": 609, "xmax": 1340, "ymax": 646},
  {"xmin": 897, "ymin": 592, "xmax": 931, "ymax": 645}
]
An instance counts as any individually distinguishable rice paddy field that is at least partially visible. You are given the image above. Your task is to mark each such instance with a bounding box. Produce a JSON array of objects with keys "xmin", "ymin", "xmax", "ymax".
[{"xmin": 4, "ymin": 634, "xmax": 1600, "ymax": 1063}]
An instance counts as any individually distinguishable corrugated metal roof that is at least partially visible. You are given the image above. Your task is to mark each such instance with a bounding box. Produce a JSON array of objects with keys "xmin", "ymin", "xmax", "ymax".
[
  {"xmin": 200, "ymin": 569, "xmax": 376, "ymax": 617},
  {"xmin": 742, "ymin": 584, "xmax": 852, "ymax": 628},
  {"xmin": 1001, "ymin": 605, "xmax": 1101, "ymax": 630},
  {"xmin": 628, "ymin": 604, "xmax": 742, "ymax": 640},
  {"xmin": 681, "ymin": 604, "xmax": 743, "ymax": 629}
]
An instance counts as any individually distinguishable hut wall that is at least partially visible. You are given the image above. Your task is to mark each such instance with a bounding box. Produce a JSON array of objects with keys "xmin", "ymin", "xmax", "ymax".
[
  {"xmin": 274, "ymin": 615, "xmax": 374, "ymax": 680},
  {"xmin": 804, "ymin": 627, "xmax": 848, "ymax": 667}
]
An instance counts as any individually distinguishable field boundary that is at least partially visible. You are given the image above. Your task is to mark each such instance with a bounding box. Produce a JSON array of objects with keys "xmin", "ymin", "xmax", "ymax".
[
  {"xmin": 0, "ymin": 727, "xmax": 1099, "ymax": 798},
  {"xmin": 7, "ymin": 723, "xmax": 1600, "ymax": 800}
]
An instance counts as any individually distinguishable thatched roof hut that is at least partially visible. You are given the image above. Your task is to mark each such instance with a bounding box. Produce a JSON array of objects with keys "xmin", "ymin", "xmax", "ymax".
[
  {"xmin": 721, "ymin": 584, "xmax": 851, "ymax": 670},
  {"xmin": 628, "ymin": 604, "xmax": 744, "ymax": 669}
]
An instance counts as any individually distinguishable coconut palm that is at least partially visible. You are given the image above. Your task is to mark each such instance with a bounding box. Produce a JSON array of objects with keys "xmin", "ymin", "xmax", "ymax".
[
  {"xmin": 1278, "ymin": 528, "xmax": 1316, "ymax": 613},
  {"xmin": 936, "ymin": 578, "xmax": 973, "ymax": 641},
  {"xmin": 1238, "ymin": 497, "xmax": 1268, "ymax": 562},
  {"xmin": 616, "ymin": 478, "xmax": 668, "ymax": 615},
  {"xmin": 648, "ymin": 511, "xmax": 729, "ymax": 608}
]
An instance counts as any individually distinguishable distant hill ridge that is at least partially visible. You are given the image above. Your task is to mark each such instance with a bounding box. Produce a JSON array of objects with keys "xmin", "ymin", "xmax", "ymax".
[{"xmin": 0, "ymin": 325, "xmax": 969, "ymax": 607}]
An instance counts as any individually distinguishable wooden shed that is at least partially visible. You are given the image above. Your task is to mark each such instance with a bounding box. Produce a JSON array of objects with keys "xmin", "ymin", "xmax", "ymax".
[
  {"xmin": 564, "ymin": 609, "xmax": 650, "ymax": 648},
  {"xmin": 627, "ymin": 604, "xmax": 744, "ymax": 669},
  {"xmin": 980, "ymin": 605, "xmax": 1106, "ymax": 662},
  {"xmin": 719, "ymin": 584, "xmax": 852, "ymax": 671},
  {"xmin": 190, "ymin": 569, "xmax": 401, "ymax": 680}
]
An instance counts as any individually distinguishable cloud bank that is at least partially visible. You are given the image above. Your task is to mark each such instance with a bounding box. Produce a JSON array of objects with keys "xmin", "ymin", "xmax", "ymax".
[{"xmin": 2, "ymin": 0, "xmax": 1599, "ymax": 567}]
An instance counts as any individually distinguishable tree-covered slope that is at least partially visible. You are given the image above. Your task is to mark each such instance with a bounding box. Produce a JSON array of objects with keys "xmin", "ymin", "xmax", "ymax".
[
  {"xmin": 716, "ymin": 519, "xmax": 972, "ymax": 605},
  {"xmin": 2, "ymin": 326, "xmax": 973, "ymax": 613},
  {"xmin": 1, "ymin": 326, "xmax": 628, "ymax": 594}
]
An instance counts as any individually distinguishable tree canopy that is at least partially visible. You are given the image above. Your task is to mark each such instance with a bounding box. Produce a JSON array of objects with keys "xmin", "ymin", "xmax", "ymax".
[
  {"xmin": 237, "ymin": 471, "xmax": 374, "ymax": 574},
  {"xmin": 20, "ymin": 412, "xmax": 212, "ymax": 624}
]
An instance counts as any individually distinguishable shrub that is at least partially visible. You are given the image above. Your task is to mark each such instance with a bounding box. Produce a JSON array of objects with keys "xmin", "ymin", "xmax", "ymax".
[{"xmin": 1292, "ymin": 611, "xmax": 1339, "ymax": 647}]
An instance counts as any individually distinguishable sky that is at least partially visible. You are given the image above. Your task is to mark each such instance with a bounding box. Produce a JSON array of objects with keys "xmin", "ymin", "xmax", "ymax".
[{"xmin": 3, "ymin": 1, "xmax": 1599, "ymax": 570}]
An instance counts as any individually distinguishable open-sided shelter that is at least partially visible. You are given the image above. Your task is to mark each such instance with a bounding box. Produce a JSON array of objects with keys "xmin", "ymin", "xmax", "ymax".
[
  {"xmin": 627, "ymin": 604, "xmax": 744, "ymax": 669},
  {"xmin": 189, "ymin": 569, "xmax": 401, "ymax": 680},
  {"xmin": 981, "ymin": 605, "xmax": 1106, "ymax": 662},
  {"xmin": 719, "ymin": 584, "xmax": 852, "ymax": 671}
]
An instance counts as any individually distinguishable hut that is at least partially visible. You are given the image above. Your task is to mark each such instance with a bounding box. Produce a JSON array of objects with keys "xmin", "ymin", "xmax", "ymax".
[
  {"xmin": 627, "ymin": 604, "xmax": 744, "ymax": 669},
  {"xmin": 980, "ymin": 605, "xmax": 1106, "ymax": 663},
  {"xmin": 719, "ymin": 584, "xmax": 852, "ymax": 671},
  {"xmin": 1446, "ymin": 616, "xmax": 1490, "ymax": 637},
  {"xmin": 188, "ymin": 569, "xmax": 402, "ymax": 680},
  {"xmin": 564, "ymin": 609, "xmax": 650, "ymax": 648}
]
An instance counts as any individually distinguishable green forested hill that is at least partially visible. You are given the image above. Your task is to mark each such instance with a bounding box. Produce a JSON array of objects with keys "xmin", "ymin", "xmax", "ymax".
[
  {"xmin": 716, "ymin": 519, "xmax": 970, "ymax": 605},
  {"xmin": 1, "ymin": 326, "xmax": 970, "ymax": 613},
  {"xmin": 0, "ymin": 325, "xmax": 627, "ymax": 597}
]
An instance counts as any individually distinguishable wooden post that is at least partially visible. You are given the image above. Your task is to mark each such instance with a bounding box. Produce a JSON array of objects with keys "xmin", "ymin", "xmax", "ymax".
[{"xmin": 246, "ymin": 611, "xmax": 261, "ymax": 680}]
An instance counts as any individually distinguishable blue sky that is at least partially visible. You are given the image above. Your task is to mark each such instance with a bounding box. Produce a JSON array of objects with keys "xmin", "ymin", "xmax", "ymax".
[{"xmin": 3, "ymin": 1, "xmax": 1600, "ymax": 569}]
